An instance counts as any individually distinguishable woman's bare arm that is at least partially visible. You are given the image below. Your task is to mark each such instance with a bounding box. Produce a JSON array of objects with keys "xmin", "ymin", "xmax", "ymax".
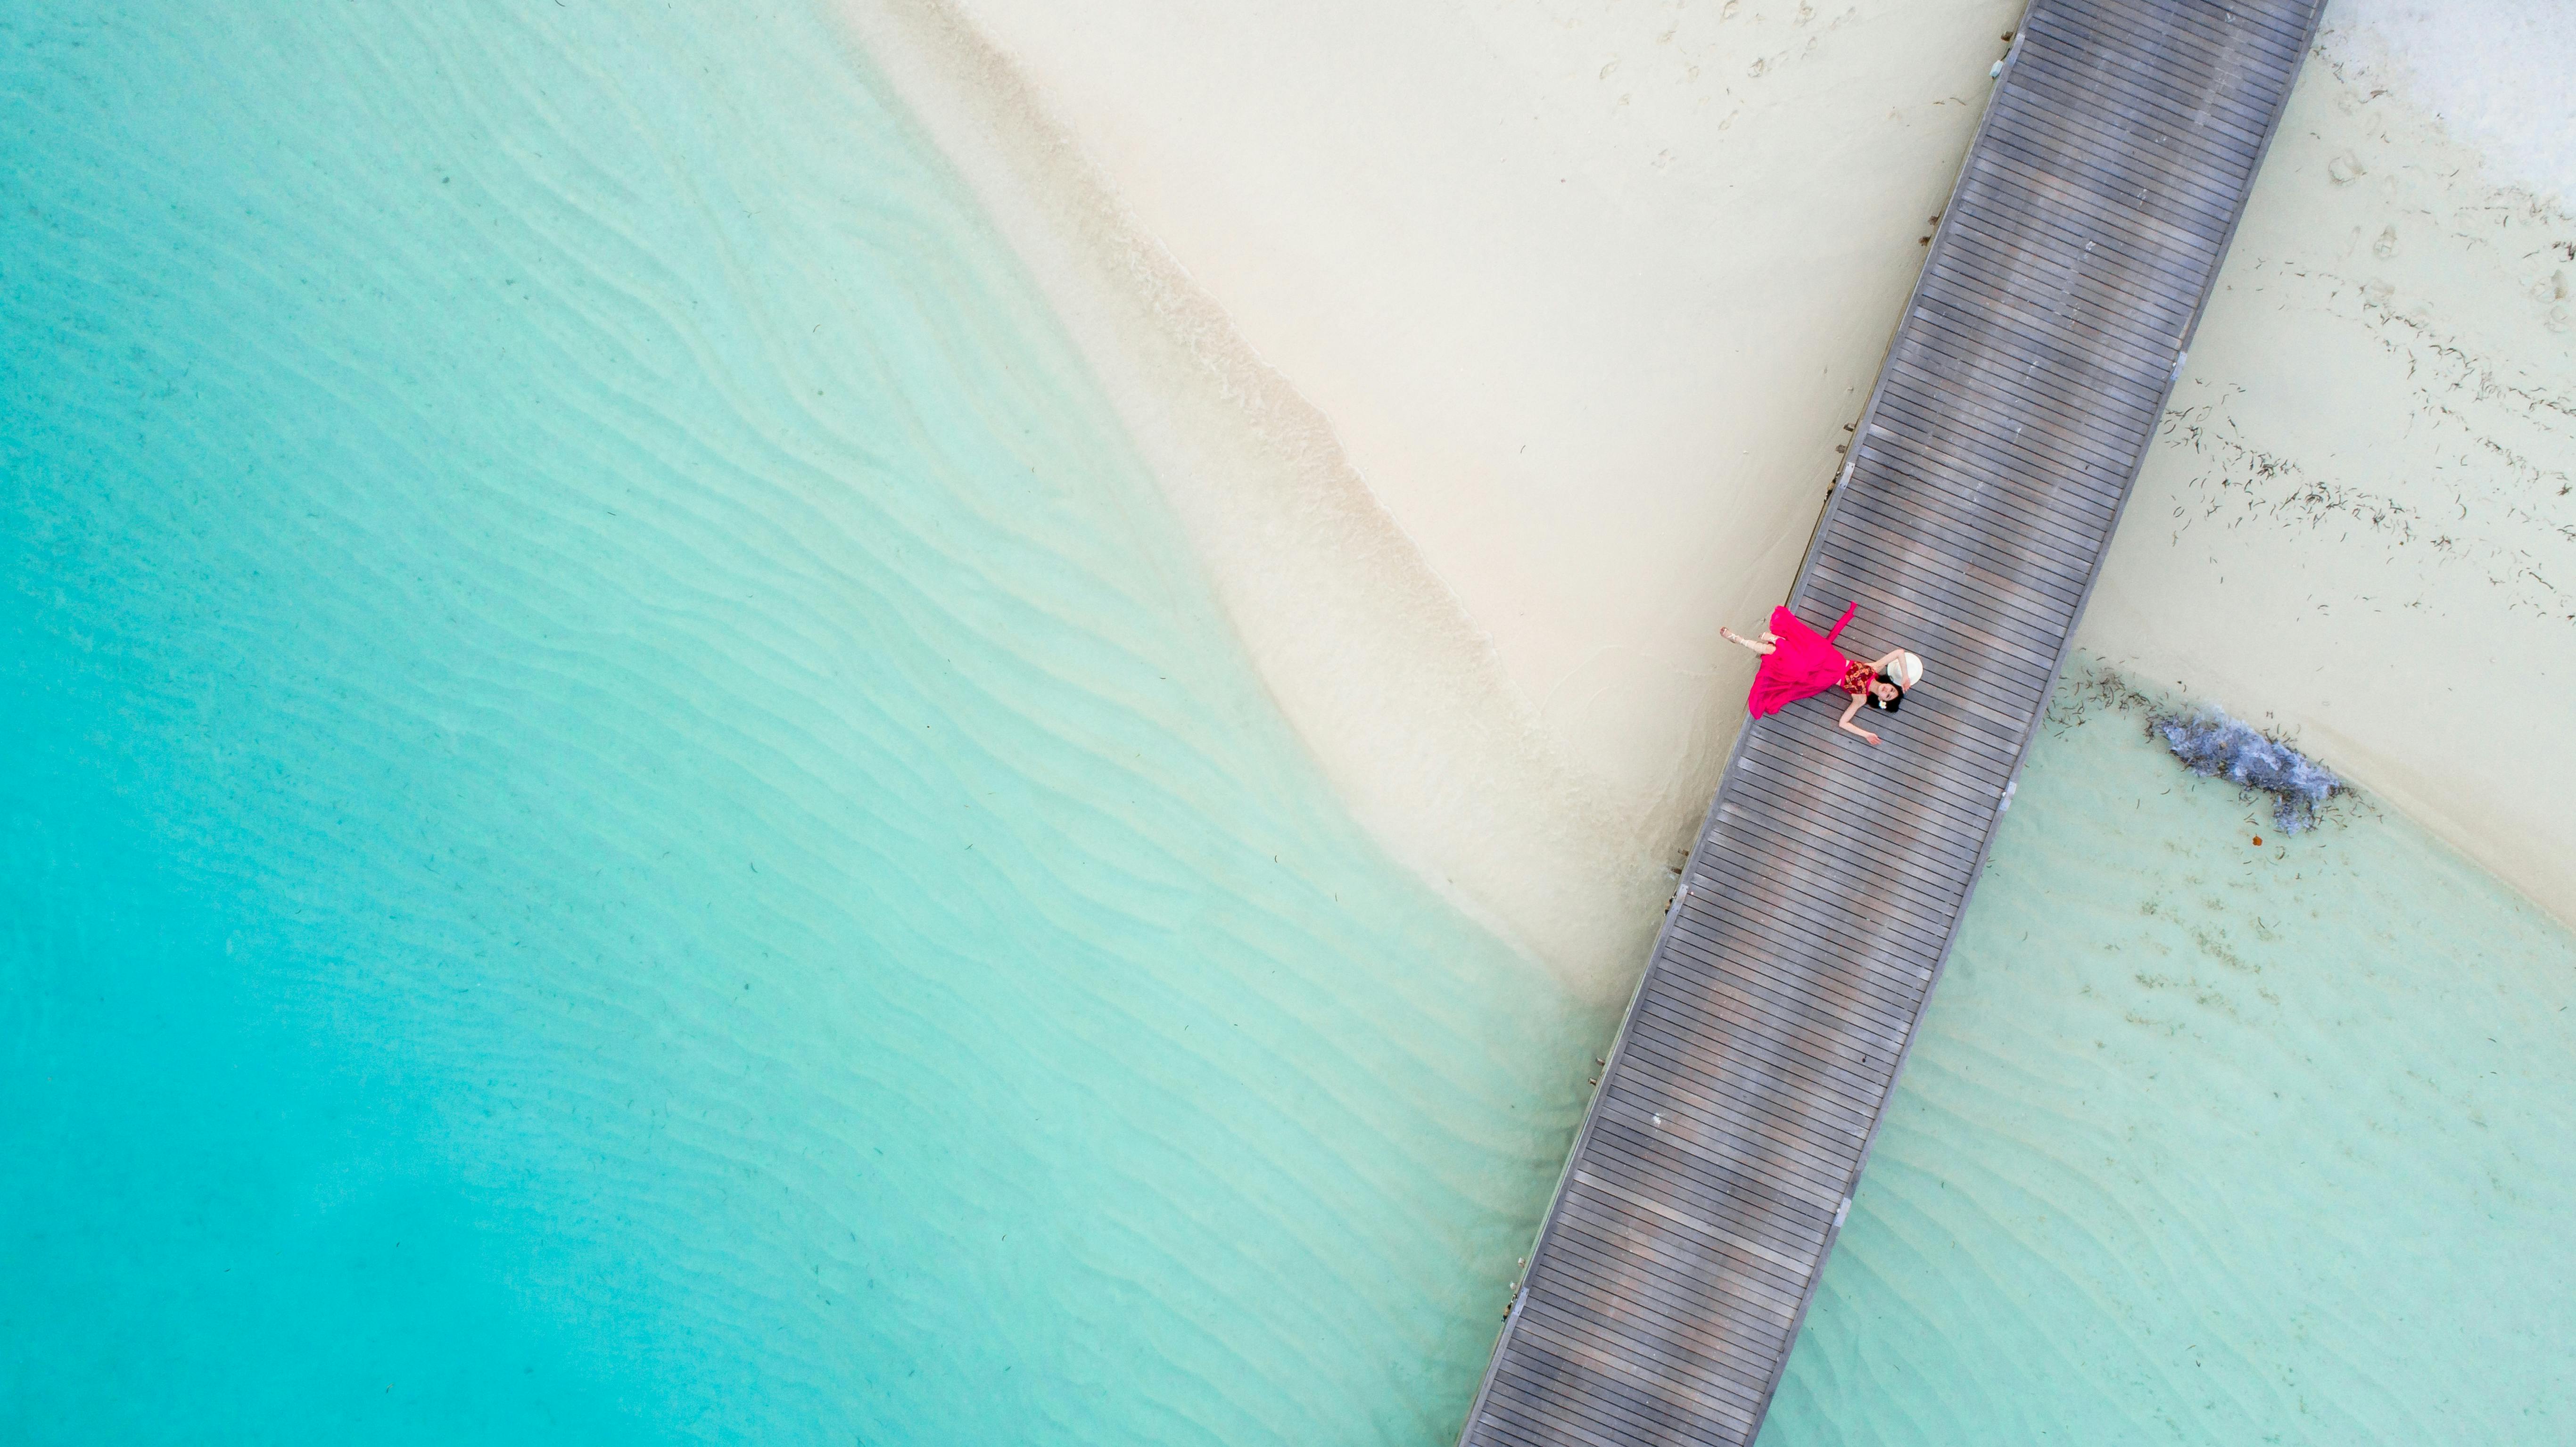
[
  {"xmin": 1838, "ymin": 694, "xmax": 1881, "ymax": 745},
  {"xmin": 1873, "ymin": 649, "xmax": 1907, "ymax": 671}
]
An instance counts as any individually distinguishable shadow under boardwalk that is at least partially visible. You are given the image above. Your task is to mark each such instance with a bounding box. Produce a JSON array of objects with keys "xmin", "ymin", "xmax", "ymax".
[{"xmin": 1456, "ymin": 2, "xmax": 2327, "ymax": 1443}]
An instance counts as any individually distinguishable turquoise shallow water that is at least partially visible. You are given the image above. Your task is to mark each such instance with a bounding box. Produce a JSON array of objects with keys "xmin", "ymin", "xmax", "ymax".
[
  {"xmin": 13, "ymin": 6, "xmax": 2576, "ymax": 1447},
  {"xmin": 1761, "ymin": 665, "xmax": 2576, "ymax": 1445},
  {"xmin": 1, "ymin": 5, "xmax": 1600, "ymax": 1442}
]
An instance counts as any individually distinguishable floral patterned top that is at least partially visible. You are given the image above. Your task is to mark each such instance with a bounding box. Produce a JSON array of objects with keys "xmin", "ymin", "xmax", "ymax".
[{"xmin": 1839, "ymin": 658, "xmax": 1878, "ymax": 698}]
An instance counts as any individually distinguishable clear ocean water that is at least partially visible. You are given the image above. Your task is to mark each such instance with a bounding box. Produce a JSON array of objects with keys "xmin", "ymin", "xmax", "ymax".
[
  {"xmin": 10, "ymin": 6, "xmax": 2576, "ymax": 1447},
  {"xmin": 1762, "ymin": 668, "xmax": 2576, "ymax": 1445},
  {"xmin": 2, "ymin": 5, "xmax": 1600, "ymax": 1442}
]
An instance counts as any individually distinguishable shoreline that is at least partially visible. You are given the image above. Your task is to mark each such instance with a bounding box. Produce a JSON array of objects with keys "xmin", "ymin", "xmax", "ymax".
[
  {"xmin": 833, "ymin": 0, "xmax": 2025, "ymax": 998},
  {"xmin": 828, "ymin": 0, "xmax": 1684, "ymax": 1000},
  {"xmin": 2076, "ymin": 13, "xmax": 2576, "ymax": 925},
  {"xmin": 832, "ymin": 0, "xmax": 2576, "ymax": 985}
]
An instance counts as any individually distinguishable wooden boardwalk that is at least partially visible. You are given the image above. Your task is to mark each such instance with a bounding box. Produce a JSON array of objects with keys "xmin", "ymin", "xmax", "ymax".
[{"xmin": 1455, "ymin": 2, "xmax": 2325, "ymax": 1443}]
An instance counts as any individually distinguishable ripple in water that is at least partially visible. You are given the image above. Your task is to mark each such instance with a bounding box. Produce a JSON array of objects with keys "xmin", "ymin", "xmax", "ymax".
[
  {"xmin": 1762, "ymin": 660, "xmax": 2576, "ymax": 1444},
  {"xmin": 1, "ymin": 5, "xmax": 1602, "ymax": 1443}
]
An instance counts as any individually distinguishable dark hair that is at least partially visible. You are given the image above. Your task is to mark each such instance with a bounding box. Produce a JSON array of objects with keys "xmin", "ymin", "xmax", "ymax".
[{"xmin": 1867, "ymin": 673, "xmax": 1904, "ymax": 713}]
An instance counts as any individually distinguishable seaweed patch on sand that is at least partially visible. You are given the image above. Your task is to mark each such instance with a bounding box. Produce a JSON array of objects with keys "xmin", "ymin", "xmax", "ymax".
[
  {"xmin": 2045, "ymin": 656, "xmax": 2352, "ymax": 833},
  {"xmin": 2149, "ymin": 707, "xmax": 2343, "ymax": 832}
]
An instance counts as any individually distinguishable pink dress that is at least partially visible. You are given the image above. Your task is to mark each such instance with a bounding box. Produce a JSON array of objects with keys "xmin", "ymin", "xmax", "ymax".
[{"xmin": 1745, "ymin": 602, "xmax": 1864, "ymax": 718}]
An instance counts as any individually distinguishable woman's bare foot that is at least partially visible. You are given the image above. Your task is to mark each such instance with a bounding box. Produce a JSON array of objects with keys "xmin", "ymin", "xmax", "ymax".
[{"xmin": 1720, "ymin": 625, "xmax": 1779, "ymax": 656}]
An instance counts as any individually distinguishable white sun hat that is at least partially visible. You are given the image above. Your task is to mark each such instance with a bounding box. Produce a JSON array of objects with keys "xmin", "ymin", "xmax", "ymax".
[{"xmin": 1891, "ymin": 651, "xmax": 1924, "ymax": 690}]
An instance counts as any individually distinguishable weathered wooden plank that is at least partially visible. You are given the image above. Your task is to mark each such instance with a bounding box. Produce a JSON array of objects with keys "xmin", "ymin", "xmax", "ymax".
[
  {"xmin": 1669, "ymin": 896, "xmax": 1945, "ymax": 1000},
  {"xmin": 1950, "ymin": 160, "xmax": 2227, "ymax": 275},
  {"xmin": 1869, "ymin": 376, "xmax": 2149, "ymax": 490},
  {"xmin": 1744, "ymin": 722, "xmax": 2009, "ymax": 814},
  {"xmin": 1913, "ymin": 255, "xmax": 2195, "ymax": 379},
  {"xmin": 1485, "ymin": 1365, "xmax": 1653, "ymax": 1447},
  {"xmin": 1630, "ymin": 981, "xmax": 1904, "ymax": 1107},
  {"xmin": 1671, "ymin": 884, "xmax": 1939, "ymax": 991},
  {"xmin": 1904, "ymin": 284, "xmax": 2178, "ymax": 404},
  {"xmin": 1890, "ymin": 340, "xmax": 2167, "ymax": 449},
  {"xmin": 2038, "ymin": 0, "xmax": 2297, "ymax": 99},
  {"xmin": 1875, "ymin": 327, "xmax": 2174, "ymax": 455},
  {"xmin": 1549, "ymin": 1194, "xmax": 1820, "ymax": 1319},
  {"xmin": 1993, "ymin": 71, "xmax": 2269, "ymax": 192},
  {"xmin": 1841, "ymin": 458, "xmax": 2117, "ymax": 582},
  {"xmin": 1703, "ymin": 813, "xmax": 1971, "ymax": 946},
  {"xmin": 1617, "ymin": 1010, "xmax": 1889, "ymax": 1128},
  {"xmin": 1601, "ymin": 1058, "xmax": 1875, "ymax": 1187},
  {"xmin": 1832, "ymin": 502, "xmax": 2090, "ymax": 620},
  {"xmin": 1609, "ymin": 1054, "xmax": 1874, "ymax": 1180},
  {"xmin": 1687, "ymin": 826, "xmax": 1963, "ymax": 934},
  {"xmin": 1556, "ymin": 1184, "xmax": 1818, "ymax": 1305},
  {"xmin": 1879, "ymin": 352, "xmax": 2165, "ymax": 485},
  {"xmin": 1720, "ymin": 715, "xmax": 2019, "ymax": 829},
  {"xmin": 1627, "ymin": 985, "xmax": 1897, "ymax": 1103},
  {"xmin": 1662, "ymin": 904, "xmax": 1932, "ymax": 1018},
  {"xmin": 1671, "ymin": 867, "xmax": 1949, "ymax": 970},
  {"xmin": 1616, "ymin": 1019, "xmax": 1888, "ymax": 1146},
  {"xmin": 1571, "ymin": 1145, "xmax": 1836, "ymax": 1256},
  {"xmin": 1742, "ymin": 730, "xmax": 2006, "ymax": 827},
  {"xmin": 2052, "ymin": 0, "xmax": 2310, "ymax": 75},
  {"xmin": 1732, "ymin": 726, "xmax": 2014, "ymax": 836},
  {"xmin": 1652, "ymin": 938, "xmax": 1921, "ymax": 1054},
  {"xmin": 1527, "ymin": 1250, "xmax": 1797, "ymax": 1371},
  {"xmin": 2006, "ymin": 38, "xmax": 2286, "ymax": 148},
  {"xmin": 1979, "ymin": 113, "xmax": 2253, "ymax": 239},
  {"xmin": 1606, "ymin": 1051, "xmax": 1879, "ymax": 1168},
  {"xmin": 1842, "ymin": 452, "xmax": 2121, "ymax": 576},
  {"xmin": 1805, "ymin": 552, "xmax": 2077, "ymax": 670},
  {"xmin": 1566, "ymin": 1142, "xmax": 1837, "ymax": 1256},
  {"xmin": 1978, "ymin": 119, "xmax": 2256, "ymax": 246},
  {"xmin": 1883, "ymin": 333, "xmax": 2170, "ymax": 457},
  {"xmin": 1803, "ymin": 564, "xmax": 2061, "ymax": 680},
  {"xmin": 1596, "ymin": 1086, "xmax": 1864, "ymax": 1206},
  {"xmin": 1844, "ymin": 420, "xmax": 2123, "ymax": 559},
  {"xmin": 1458, "ymin": 5, "xmax": 2321, "ymax": 1442},
  {"xmin": 1961, "ymin": 139, "xmax": 2233, "ymax": 259},
  {"xmin": 1553, "ymin": 1195, "xmax": 1816, "ymax": 1318},
  {"xmin": 1733, "ymin": 744, "xmax": 2006, "ymax": 853},
  {"xmin": 2020, "ymin": 25, "xmax": 2283, "ymax": 139},
  {"xmin": 1905, "ymin": 291, "xmax": 2176, "ymax": 408},
  {"xmin": 1936, "ymin": 203, "xmax": 2210, "ymax": 316},
  {"xmin": 1848, "ymin": 437, "xmax": 2118, "ymax": 526},
  {"xmin": 1565, "ymin": 1163, "xmax": 1827, "ymax": 1281},
  {"xmin": 1485, "ymin": 1338, "xmax": 1718, "ymax": 1447},
  {"xmin": 1963, "ymin": 129, "xmax": 2243, "ymax": 249},
  {"xmin": 1526, "ymin": 1275, "xmax": 1792, "ymax": 1396},
  {"xmin": 1813, "ymin": 532, "xmax": 2086, "ymax": 645},
  {"xmin": 1478, "ymin": 1379, "xmax": 1631, "ymax": 1447},
  {"xmin": 1643, "ymin": 953, "xmax": 1912, "ymax": 1072},
  {"xmin": 1713, "ymin": 792, "xmax": 1979, "ymax": 893},
  {"xmin": 1512, "ymin": 1302, "xmax": 1763, "ymax": 1430}
]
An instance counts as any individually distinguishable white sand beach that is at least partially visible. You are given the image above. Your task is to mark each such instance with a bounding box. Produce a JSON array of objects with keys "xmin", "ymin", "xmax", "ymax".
[
  {"xmin": 837, "ymin": 0, "xmax": 2576, "ymax": 993},
  {"xmin": 2081, "ymin": 8, "xmax": 2576, "ymax": 932}
]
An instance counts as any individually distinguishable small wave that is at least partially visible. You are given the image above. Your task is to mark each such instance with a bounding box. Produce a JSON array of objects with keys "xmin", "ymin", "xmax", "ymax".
[
  {"xmin": 2325, "ymin": 1, "xmax": 2576, "ymax": 203},
  {"xmin": 2148, "ymin": 707, "xmax": 2342, "ymax": 832}
]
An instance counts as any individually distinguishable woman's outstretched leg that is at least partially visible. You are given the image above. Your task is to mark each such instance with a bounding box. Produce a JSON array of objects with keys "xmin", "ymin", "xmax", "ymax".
[{"xmin": 1717, "ymin": 625, "xmax": 1777, "ymax": 656}]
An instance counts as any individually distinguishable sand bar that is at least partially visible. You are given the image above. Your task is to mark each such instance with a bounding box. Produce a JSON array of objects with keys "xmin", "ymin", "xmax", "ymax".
[{"xmin": 835, "ymin": 0, "xmax": 2576, "ymax": 989}]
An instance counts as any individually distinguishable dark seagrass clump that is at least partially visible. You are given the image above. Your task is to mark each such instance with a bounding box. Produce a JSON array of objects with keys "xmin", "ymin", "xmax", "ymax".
[{"xmin": 2150, "ymin": 706, "xmax": 2343, "ymax": 832}]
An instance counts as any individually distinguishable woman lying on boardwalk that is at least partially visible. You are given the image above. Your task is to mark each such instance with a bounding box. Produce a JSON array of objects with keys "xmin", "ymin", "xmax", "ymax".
[{"xmin": 1718, "ymin": 602, "xmax": 1924, "ymax": 746}]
